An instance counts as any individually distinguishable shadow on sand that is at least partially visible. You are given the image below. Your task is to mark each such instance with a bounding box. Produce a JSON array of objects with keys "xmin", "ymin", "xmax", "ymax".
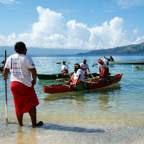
[{"xmin": 39, "ymin": 123, "xmax": 105, "ymax": 133}]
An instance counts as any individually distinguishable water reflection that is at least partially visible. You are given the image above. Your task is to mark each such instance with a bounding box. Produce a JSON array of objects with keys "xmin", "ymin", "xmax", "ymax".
[
  {"xmin": 97, "ymin": 85, "xmax": 121, "ymax": 111},
  {"xmin": 43, "ymin": 91, "xmax": 87, "ymax": 104},
  {"xmin": 98, "ymin": 93, "xmax": 111, "ymax": 111},
  {"xmin": 16, "ymin": 127, "xmax": 37, "ymax": 144},
  {"xmin": 43, "ymin": 84, "xmax": 122, "ymax": 109}
]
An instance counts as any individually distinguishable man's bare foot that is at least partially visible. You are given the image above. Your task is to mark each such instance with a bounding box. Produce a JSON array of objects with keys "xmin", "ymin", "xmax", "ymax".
[
  {"xmin": 32, "ymin": 121, "xmax": 44, "ymax": 128},
  {"xmin": 35, "ymin": 121, "xmax": 44, "ymax": 127}
]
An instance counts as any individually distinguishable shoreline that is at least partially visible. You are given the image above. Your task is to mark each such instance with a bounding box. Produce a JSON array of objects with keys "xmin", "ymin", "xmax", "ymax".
[{"xmin": 1, "ymin": 120, "xmax": 144, "ymax": 144}]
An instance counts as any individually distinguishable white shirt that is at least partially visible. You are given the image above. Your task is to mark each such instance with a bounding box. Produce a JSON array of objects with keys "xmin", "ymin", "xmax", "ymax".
[
  {"xmin": 61, "ymin": 64, "xmax": 68, "ymax": 71},
  {"xmin": 73, "ymin": 69, "xmax": 85, "ymax": 82},
  {"xmin": 98, "ymin": 63, "xmax": 107, "ymax": 72},
  {"xmin": 80, "ymin": 63, "xmax": 89, "ymax": 73},
  {"xmin": 4, "ymin": 53, "xmax": 35, "ymax": 87},
  {"xmin": 103, "ymin": 58, "xmax": 109, "ymax": 67}
]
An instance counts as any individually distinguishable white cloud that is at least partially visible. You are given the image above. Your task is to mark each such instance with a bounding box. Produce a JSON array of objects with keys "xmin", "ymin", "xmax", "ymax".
[
  {"xmin": 89, "ymin": 17, "xmax": 128, "ymax": 49},
  {"xmin": 32, "ymin": 6, "xmax": 65, "ymax": 39},
  {"xmin": 132, "ymin": 29, "xmax": 138, "ymax": 35},
  {"xmin": 0, "ymin": 0, "xmax": 14, "ymax": 4},
  {"xmin": 117, "ymin": 0, "xmax": 144, "ymax": 8},
  {"xmin": 0, "ymin": 6, "xmax": 133, "ymax": 50},
  {"xmin": 66, "ymin": 20, "xmax": 90, "ymax": 48}
]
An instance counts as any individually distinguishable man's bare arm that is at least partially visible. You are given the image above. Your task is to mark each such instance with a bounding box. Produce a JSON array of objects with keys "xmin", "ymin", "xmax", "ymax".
[
  {"xmin": 29, "ymin": 68, "xmax": 37, "ymax": 86},
  {"xmin": 3, "ymin": 68, "xmax": 9, "ymax": 80}
]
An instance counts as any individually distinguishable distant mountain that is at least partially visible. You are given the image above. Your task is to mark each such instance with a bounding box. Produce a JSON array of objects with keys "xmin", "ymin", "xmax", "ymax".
[
  {"xmin": 78, "ymin": 42, "xmax": 144, "ymax": 55},
  {"xmin": 0, "ymin": 46, "xmax": 89, "ymax": 57},
  {"xmin": 1, "ymin": 42, "xmax": 143, "ymax": 57}
]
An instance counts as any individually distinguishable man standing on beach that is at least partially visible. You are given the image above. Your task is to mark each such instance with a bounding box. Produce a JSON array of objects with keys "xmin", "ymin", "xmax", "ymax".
[{"xmin": 3, "ymin": 41, "xmax": 43, "ymax": 128}]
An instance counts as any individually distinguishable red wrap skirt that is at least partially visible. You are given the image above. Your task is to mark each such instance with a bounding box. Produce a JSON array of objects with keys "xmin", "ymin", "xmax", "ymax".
[
  {"xmin": 70, "ymin": 78, "xmax": 84, "ymax": 86},
  {"xmin": 10, "ymin": 81, "xmax": 39, "ymax": 116},
  {"xmin": 60, "ymin": 70, "xmax": 68, "ymax": 74}
]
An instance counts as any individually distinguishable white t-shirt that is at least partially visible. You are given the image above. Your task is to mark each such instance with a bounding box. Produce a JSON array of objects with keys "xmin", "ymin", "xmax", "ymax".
[
  {"xmin": 103, "ymin": 58, "xmax": 109, "ymax": 67},
  {"xmin": 4, "ymin": 53, "xmax": 35, "ymax": 87},
  {"xmin": 80, "ymin": 63, "xmax": 89, "ymax": 73},
  {"xmin": 61, "ymin": 64, "xmax": 68, "ymax": 71},
  {"xmin": 98, "ymin": 63, "xmax": 107, "ymax": 72},
  {"xmin": 73, "ymin": 69, "xmax": 85, "ymax": 82}
]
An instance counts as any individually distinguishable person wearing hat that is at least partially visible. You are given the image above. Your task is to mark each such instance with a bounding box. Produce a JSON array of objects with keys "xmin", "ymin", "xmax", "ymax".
[
  {"xmin": 98, "ymin": 59, "xmax": 110, "ymax": 78},
  {"xmin": 80, "ymin": 59, "xmax": 90, "ymax": 76},
  {"xmin": 60, "ymin": 60, "xmax": 68, "ymax": 74},
  {"xmin": 71, "ymin": 63, "xmax": 85, "ymax": 85}
]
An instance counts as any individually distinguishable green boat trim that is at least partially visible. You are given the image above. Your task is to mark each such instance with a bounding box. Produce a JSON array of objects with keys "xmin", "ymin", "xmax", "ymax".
[{"xmin": 37, "ymin": 72, "xmax": 99, "ymax": 80}]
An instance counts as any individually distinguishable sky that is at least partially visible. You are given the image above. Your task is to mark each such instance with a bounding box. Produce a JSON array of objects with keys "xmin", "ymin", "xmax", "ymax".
[{"xmin": 0, "ymin": 0, "xmax": 144, "ymax": 50}]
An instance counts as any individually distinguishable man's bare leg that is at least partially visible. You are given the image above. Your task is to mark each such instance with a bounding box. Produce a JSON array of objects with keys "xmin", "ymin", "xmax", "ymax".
[
  {"xmin": 17, "ymin": 114, "xmax": 23, "ymax": 126},
  {"xmin": 29, "ymin": 107, "xmax": 37, "ymax": 128}
]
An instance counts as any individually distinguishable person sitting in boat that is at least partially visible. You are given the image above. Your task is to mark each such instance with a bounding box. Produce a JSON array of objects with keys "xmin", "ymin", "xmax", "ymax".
[
  {"xmin": 60, "ymin": 60, "xmax": 68, "ymax": 74},
  {"xmin": 98, "ymin": 59, "xmax": 110, "ymax": 78},
  {"xmin": 71, "ymin": 63, "xmax": 85, "ymax": 85},
  {"xmin": 80, "ymin": 59, "xmax": 90, "ymax": 76}
]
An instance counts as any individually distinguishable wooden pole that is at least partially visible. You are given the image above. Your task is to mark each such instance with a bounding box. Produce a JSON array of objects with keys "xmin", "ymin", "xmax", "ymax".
[{"xmin": 4, "ymin": 49, "xmax": 8, "ymax": 125}]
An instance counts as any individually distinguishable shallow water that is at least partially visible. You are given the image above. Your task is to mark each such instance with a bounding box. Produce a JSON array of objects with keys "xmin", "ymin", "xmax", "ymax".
[{"xmin": 1, "ymin": 55, "xmax": 144, "ymax": 143}]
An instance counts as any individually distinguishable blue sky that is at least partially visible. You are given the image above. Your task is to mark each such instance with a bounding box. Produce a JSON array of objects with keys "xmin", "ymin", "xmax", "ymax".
[{"xmin": 0, "ymin": 0, "xmax": 144, "ymax": 49}]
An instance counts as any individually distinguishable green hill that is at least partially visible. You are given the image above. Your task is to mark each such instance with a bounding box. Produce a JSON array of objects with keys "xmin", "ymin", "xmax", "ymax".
[{"xmin": 79, "ymin": 42, "xmax": 144, "ymax": 55}]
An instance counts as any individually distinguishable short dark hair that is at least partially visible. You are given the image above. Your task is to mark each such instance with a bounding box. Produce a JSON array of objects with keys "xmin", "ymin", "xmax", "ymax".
[
  {"xmin": 14, "ymin": 41, "xmax": 27, "ymax": 54},
  {"xmin": 74, "ymin": 63, "xmax": 80, "ymax": 73}
]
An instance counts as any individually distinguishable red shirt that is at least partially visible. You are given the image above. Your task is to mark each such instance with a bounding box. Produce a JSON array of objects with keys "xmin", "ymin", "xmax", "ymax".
[{"xmin": 99, "ymin": 64, "xmax": 110, "ymax": 78}]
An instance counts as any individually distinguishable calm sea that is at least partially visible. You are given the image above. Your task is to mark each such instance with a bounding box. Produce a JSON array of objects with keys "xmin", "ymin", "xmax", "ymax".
[{"xmin": 0, "ymin": 55, "xmax": 144, "ymax": 144}]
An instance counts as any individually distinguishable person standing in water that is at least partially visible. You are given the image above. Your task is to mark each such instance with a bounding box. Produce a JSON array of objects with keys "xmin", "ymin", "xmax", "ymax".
[
  {"xmin": 80, "ymin": 59, "xmax": 90, "ymax": 76},
  {"xmin": 109, "ymin": 56, "xmax": 114, "ymax": 62},
  {"xmin": 98, "ymin": 59, "xmax": 110, "ymax": 78},
  {"xmin": 3, "ymin": 41, "xmax": 43, "ymax": 128},
  {"xmin": 103, "ymin": 56, "xmax": 114, "ymax": 66},
  {"xmin": 103, "ymin": 56, "xmax": 110, "ymax": 67}
]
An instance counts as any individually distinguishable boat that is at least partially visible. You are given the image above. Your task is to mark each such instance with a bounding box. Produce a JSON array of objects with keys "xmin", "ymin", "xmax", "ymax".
[
  {"xmin": 92, "ymin": 61, "xmax": 144, "ymax": 66},
  {"xmin": 43, "ymin": 73, "xmax": 123, "ymax": 94},
  {"xmin": 37, "ymin": 72, "xmax": 99, "ymax": 80},
  {"xmin": 111, "ymin": 61, "xmax": 144, "ymax": 64},
  {"xmin": 134, "ymin": 65, "xmax": 144, "ymax": 70},
  {"xmin": 37, "ymin": 73, "xmax": 71, "ymax": 80}
]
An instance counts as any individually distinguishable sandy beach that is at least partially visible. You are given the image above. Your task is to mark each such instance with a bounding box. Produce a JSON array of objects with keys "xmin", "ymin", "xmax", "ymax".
[{"xmin": 1, "ymin": 120, "xmax": 144, "ymax": 144}]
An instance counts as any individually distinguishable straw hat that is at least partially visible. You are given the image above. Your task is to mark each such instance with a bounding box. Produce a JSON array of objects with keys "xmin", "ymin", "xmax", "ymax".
[
  {"xmin": 98, "ymin": 58, "xmax": 103, "ymax": 64},
  {"xmin": 62, "ymin": 60, "xmax": 66, "ymax": 63}
]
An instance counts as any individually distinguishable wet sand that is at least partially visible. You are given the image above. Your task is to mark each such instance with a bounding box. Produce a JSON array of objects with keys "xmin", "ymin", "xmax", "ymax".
[{"xmin": 1, "ymin": 121, "xmax": 144, "ymax": 144}]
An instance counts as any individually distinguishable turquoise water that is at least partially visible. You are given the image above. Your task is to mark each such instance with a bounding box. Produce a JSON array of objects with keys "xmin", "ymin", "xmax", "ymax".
[
  {"xmin": 0, "ymin": 55, "xmax": 144, "ymax": 125},
  {"xmin": 1, "ymin": 55, "xmax": 144, "ymax": 144}
]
